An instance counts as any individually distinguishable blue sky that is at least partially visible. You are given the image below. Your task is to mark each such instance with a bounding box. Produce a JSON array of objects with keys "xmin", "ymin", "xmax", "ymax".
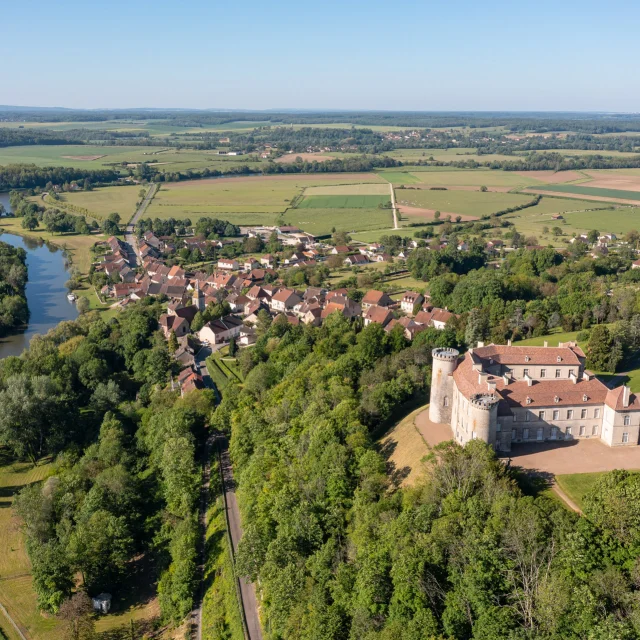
[{"xmin": 2, "ymin": 0, "xmax": 638, "ymax": 111}]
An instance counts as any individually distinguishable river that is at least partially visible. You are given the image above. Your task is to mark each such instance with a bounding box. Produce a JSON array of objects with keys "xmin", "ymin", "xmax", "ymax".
[{"xmin": 0, "ymin": 192, "xmax": 78, "ymax": 358}]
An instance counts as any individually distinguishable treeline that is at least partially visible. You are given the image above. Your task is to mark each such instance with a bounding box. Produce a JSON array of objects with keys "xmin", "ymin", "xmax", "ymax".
[
  {"xmin": 10, "ymin": 191, "xmax": 94, "ymax": 235},
  {"xmin": 210, "ymin": 309, "xmax": 640, "ymax": 638},
  {"xmin": 137, "ymin": 215, "xmax": 241, "ymax": 239},
  {"xmin": 0, "ymin": 241, "xmax": 28, "ymax": 335},
  {"xmin": 0, "ymin": 128, "xmax": 151, "ymax": 148},
  {"xmin": 0, "ymin": 164, "xmax": 120, "ymax": 191},
  {"xmin": 3, "ymin": 304, "xmax": 214, "ymax": 623}
]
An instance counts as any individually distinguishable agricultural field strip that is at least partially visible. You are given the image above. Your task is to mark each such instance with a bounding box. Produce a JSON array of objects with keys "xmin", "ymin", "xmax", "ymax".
[
  {"xmin": 297, "ymin": 194, "xmax": 389, "ymax": 208},
  {"xmin": 532, "ymin": 184, "xmax": 640, "ymax": 201}
]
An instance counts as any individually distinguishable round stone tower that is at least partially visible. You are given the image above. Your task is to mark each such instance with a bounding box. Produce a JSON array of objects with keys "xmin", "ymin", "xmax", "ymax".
[
  {"xmin": 468, "ymin": 393, "xmax": 499, "ymax": 445},
  {"xmin": 429, "ymin": 347, "xmax": 459, "ymax": 424}
]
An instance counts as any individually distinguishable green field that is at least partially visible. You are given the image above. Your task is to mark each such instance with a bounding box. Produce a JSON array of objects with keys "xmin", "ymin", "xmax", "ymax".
[
  {"xmin": 385, "ymin": 147, "xmax": 522, "ymax": 163},
  {"xmin": 285, "ymin": 207, "xmax": 393, "ymax": 236},
  {"xmin": 404, "ymin": 169, "xmax": 543, "ymax": 188},
  {"xmin": 562, "ymin": 207, "xmax": 640, "ymax": 235},
  {"xmin": 395, "ymin": 189, "xmax": 532, "ymax": 218},
  {"xmin": 146, "ymin": 174, "xmax": 386, "ymax": 222},
  {"xmin": 533, "ymin": 184, "xmax": 640, "ymax": 201},
  {"xmin": 53, "ymin": 184, "xmax": 143, "ymax": 220},
  {"xmin": 515, "ymin": 328, "xmax": 584, "ymax": 348},
  {"xmin": 379, "ymin": 171, "xmax": 423, "ymax": 185},
  {"xmin": 297, "ymin": 194, "xmax": 389, "ymax": 208},
  {"xmin": 555, "ymin": 473, "xmax": 610, "ymax": 511}
]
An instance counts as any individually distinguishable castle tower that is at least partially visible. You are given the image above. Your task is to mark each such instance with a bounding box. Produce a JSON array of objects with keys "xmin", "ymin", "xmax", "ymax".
[
  {"xmin": 468, "ymin": 393, "xmax": 499, "ymax": 446},
  {"xmin": 429, "ymin": 348, "xmax": 459, "ymax": 424}
]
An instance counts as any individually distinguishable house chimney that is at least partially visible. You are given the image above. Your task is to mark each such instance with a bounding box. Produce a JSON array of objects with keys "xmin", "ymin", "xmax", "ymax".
[
  {"xmin": 503, "ymin": 374, "xmax": 510, "ymax": 385},
  {"xmin": 570, "ymin": 372, "xmax": 577, "ymax": 385},
  {"xmin": 478, "ymin": 371, "xmax": 488, "ymax": 385},
  {"xmin": 544, "ymin": 341, "xmax": 548, "ymax": 348},
  {"xmin": 487, "ymin": 381, "xmax": 497, "ymax": 392},
  {"xmin": 623, "ymin": 385, "xmax": 631, "ymax": 408},
  {"xmin": 507, "ymin": 339, "xmax": 512, "ymax": 347},
  {"xmin": 526, "ymin": 375, "xmax": 533, "ymax": 387},
  {"xmin": 477, "ymin": 341, "xmax": 484, "ymax": 348}
]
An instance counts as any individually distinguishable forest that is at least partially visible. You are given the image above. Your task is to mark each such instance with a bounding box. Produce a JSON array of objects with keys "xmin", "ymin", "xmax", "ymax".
[
  {"xmin": 0, "ymin": 164, "xmax": 120, "ymax": 190},
  {"xmin": 0, "ymin": 240, "xmax": 28, "ymax": 335},
  {"xmin": 212, "ymin": 310, "xmax": 640, "ymax": 639},
  {"xmin": 2, "ymin": 303, "xmax": 214, "ymax": 623}
]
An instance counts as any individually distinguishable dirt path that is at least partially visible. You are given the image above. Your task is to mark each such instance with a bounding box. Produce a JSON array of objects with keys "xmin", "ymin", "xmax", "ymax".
[
  {"xmin": 124, "ymin": 183, "xmax": 157, "ymax": 266},
  {"xmin": 0, "ymin": 601, "xmax": 28, "ymax": 640},
  {"xmin": 216, "ymin": 435, "xmax": 262, "ymax": 640},
  {"xmin": 551, "ymin": 483, "xmax": 582, "ymax": 513},
  {"xmin": 389, "ymin": 183, "xmax": 398, "ymax": 229}
]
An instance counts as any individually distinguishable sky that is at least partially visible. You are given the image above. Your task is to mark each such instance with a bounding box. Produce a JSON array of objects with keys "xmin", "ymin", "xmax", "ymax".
[{"xmin": 2, "ymin": 0, "xmax": 639, "ymax": 112}]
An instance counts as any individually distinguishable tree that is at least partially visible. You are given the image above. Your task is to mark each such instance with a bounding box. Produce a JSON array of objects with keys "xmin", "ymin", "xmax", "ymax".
[
  {"xmin": 586, "ymin": 325, "xmax": 617, "ymax": 372},
  {"xmin": 59, "ymin": 592, "xmax": 95, "ymax": 640},
  {"xmin": 76, "ymin": 296, "xmax": 90, "ymax": 314},
  {"xmin": 191, "ymin": 311, "xmax": 205, "ymax": 333},
  {"xmin": 22, "ymin": 215, "xmax": 39, "ymax": 231},
  {"xmin": 168, "ymin": 330, "xmax": 179, "ymax": 353},
  {"xmin": 434, "ymin": 211, "xmax": 441, "ymax": 220},
  {"xmin": 229, "ymin": 336, "xmax": 238, "ymax": 357},
  {"xmin": 480, "ymin": 185, "xmax": 488, "ymax": 192}
]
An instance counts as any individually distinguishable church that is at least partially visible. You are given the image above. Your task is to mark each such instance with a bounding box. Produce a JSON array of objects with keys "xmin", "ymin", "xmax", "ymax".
[{"xmin": 429, "ymin": 342, "xmax": 640, "ymax": 452}]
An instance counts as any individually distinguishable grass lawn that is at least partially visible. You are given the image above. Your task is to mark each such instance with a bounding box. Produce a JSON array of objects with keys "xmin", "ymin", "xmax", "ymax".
[
  {"xmin": 561, "ymin": 207, "xmax": 640, "ymax": 236},
  {"xmin": 297, "ymin": 194, "xmax": 389, "ymax": 208},
  {"xmin": 201, "ymin": 456, "xmax": 244, "ymax": 640},
  {"xmin": 0, "ymin": 453, "xmax": 60, "ymax": 640},
  {"xmin": 0, "ymin": 218, "xmax": 105, "ymax": 273},
  {"xmin": 395, "ymin": 189, "xmax": 532, "ymax": 218},
  {"xmin": 54, "ymin": 185, "xmax": 143, "ymax": 221},
  {"xmin": 555, "ymin": 472, "xmax": 608, "ymax": 511},
  {"xmin": 514, "ymin": 328, "xmax": 585, "ymax": 348},
  {"xmin": 376, "ymin": 405, "xmax": 430, "ymax": 487}
]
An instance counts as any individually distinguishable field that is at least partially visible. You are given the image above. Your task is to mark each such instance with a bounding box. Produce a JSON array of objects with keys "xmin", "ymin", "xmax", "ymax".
[
  {"xmin": 532, "ymin": 184, "xmax": 640, "ymax": 202},
  {"xmin": 297, "ymin": 194, "xmax": 389, "ymax": 208},
  {"xmin": 275, "ymin": 152, "xmax": 334, "ymax": 163},
  {"xmin": 378, "ymin": 171, "xmax": 423, "ymax": 185},
  {"xmin": 383, "ymin": 168, "xmax": 545, "ymax": 189},
  {"xmin": 0, "ymin": 455, "xmax": 60, "ymax": 640},
  {"xmin": 285, "ymin": 207, "xmax": 393, "ymax": 236},
  {"xmin": 53, "ymin": 185, "xmax": 143, "ymax": 220},
  {"xmin": 384, "ymin": 147, "xmax": 522, "ymax": 163},
  {"xmin": 304, "ymin": 183, "xmax": 390, "ymax": 196},
  {"xmin": 0, "ymin": 144, "xmax": 263, "ymax": 173},
  {"xmin": 145, "ymin": 173, "xmax": 386, "ymax": 224},
  {"xmin": 515, "ymin": 328, "xmax": 584, "ymax": 348},
  {"xmin": 554, "ymin": 473, "xmax": 607, "ymax": 511},
  {"xmin": 395, "ymin": 189, "xmax": 532, "ymax": 220}
]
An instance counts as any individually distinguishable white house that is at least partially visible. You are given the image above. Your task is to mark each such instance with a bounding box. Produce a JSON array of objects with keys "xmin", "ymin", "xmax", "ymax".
[
  {"xmin": 198, "ymin": 315, "xmax": 243, "ymax": 345},
  {"xmin": 217, "ymin": 259, "xmax": 239, "ymax": 271}
]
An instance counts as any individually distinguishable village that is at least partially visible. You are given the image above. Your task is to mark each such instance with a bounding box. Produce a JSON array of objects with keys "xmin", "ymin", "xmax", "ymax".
[{"xmin": 92, "ymin": 223, "xmax": 458, "ymax": 396}]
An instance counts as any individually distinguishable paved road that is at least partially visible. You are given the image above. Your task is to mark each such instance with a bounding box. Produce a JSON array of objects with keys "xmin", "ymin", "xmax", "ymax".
[
  {"xmin": 217, "ymin": 435, "xmax": 263, "ymax": 640},
  {"xmin": 124, "ymin": 183, "xmax": 158, "ymax": 265},
  {"xmin": 389, "ymin": 183, "xmax": 399, "ymax": 229}
]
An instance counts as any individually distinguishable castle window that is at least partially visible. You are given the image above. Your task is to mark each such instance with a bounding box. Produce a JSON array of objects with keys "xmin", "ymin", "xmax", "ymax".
[
  {"xmin": 512, "ymin": 413, "xmax": 517, "ymax": 422},
  {"xmin": 511, "ymin": 429, "xmax": 517, "ymax": 441},
  {"xmin": 581, "ymin": 409, "xmax": 587, "ymax": 419},
  {"xmin": 537, "ymin": 428, "xmax": 543, "ymax": 441},
  {"xmin": 540, "ymin": 369, "xmax": 546, "ymax": 378},
  {"xmin": 557, "ymin": 356, "xmax": 562, "ymax": 363},
  {"xmin": 525, "ymin": 411, "xmax": 530, "ymax": 421},
  {"xmin": 496, "ymin": 423, "xmax": 501, "ymax": 432},
  {"xmin": 555, "ymin": 369, "xmax": 561, "ymax": 378},
  {"xmin": 566, "ymin": 426, "xmax": 572, "ymax": 437},
  {"xmin": 538, "ymin": 410, "xmax": 545, "ymax": 420},
  {"xmin": 624, "ymin": 415, "xmax": 630, "ymax": 426},
  {"xmin": 567, "ymin": 410, "xmax": 574, "ymax": 419},
  {"xmin": 553, "ymin": 410, "xmax": 559, "ymax": 420},
  {"xmin": 443, "ymin": 397, "xmax": 449, "ymax": 407},
  {"xmin": 472, "ymin": 431, "xmax": 477, "ymax": 440},
  {"xmin": 623, "ymin": 432, "xmax": 629, "ymax": 443},
  {"xmin": 525, "ymin": 356, "xmax": 530, "ymax": 362},
  {"xmin": 523, "ymin": 428, "xmax": 529, "ymax": 440},
  {"xmin": 524, "ymin": 368, "xmax": 530, "ymax": 377},
  {"xmin": 554, "ymin": 396, "xmax": 560, "ymax": 404},
  {"xmin": 569, "ymin": 370, "xmax": 576, "ymax": 377},
  {"xmin": 526, "ymin": 396, "xmax": 532, "ymax": 405},
  {"xmin": 592, "ymin": 425, "xmax": 598, "ymax": 435},
  {"xmin": 579, "ymin": 425, "xmax": 586, "ymax": 436},
  {"xmin": 595, "ymin": 408, "xmax": 601, "ymax": 418}
]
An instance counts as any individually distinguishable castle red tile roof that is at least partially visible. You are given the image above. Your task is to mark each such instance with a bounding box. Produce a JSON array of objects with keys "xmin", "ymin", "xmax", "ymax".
[{"xmin": 472, "ymin": 344, "xmax": 584, "ymax": 366}]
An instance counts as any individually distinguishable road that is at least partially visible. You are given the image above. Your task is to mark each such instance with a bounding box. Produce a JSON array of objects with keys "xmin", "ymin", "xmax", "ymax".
[
  {"xmin": 124, "ymin": 183, "xmax": 158, "ymax": 265},
  {"xmin": 217, "ymin": 435, "xmax": 263, "ymax": 640},
  {"xmin": 389, "ymin": 182, "xmax": 399, "ymax": 229}
]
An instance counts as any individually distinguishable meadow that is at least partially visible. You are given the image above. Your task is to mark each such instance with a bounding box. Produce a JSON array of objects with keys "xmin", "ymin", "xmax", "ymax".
[
  {"xmin": 384, "ymin": 147, "xmax": 522, "ymax": 163},
  {"xmin": 145, "ymin": 173, "xmax": 386, "ymax": 222},
  {"xmin": 297, "ymin": 194, "xmax": 389, "ymax": 208},
  {"xmin": 383, "ymin": 168, "xmax": 544, "ymax": 188},
  {"xmin": 54, "ymin": 185, "xmax": 143, "ymax": 220},
  {"xmin": 284, "ymin": 207, "xmax": 393, "ymax": 236},
  {"xmin": 395, "ymin": 189, "xmax": 532, "ymax": 219}
]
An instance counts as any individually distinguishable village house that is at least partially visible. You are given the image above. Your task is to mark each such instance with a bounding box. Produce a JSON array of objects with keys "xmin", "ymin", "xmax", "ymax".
[
  {"xmin": 218, "ymin": 258, "xmax": 239, "ymax": 271},
  {"xmin": 159, "ymin": 313, "xmax": 190, "ymax": 339},
  {"xmin": 363, "ymin": 305, "xmax": 394, "ymax": 327},
  {"xmin": 344, "ymin": 254, "xmax": 369, "ymax": 266},
  {"xmin": 270, "ymin": 288, "xmax": 302, "ymax": 312},
  {"xmin": 361, "ymin": 290, "xmax": 393, "ymax": 310},
  {"xmin": 400, "ymin": 291, "xmax": 424, "ymax": 315},
  {"xmin": 415, "ymin": 305, "xmax": 455, "ymax": 330},
  {"xmin": 198, "ymin": 315, "xmax": 244, "ymax": 345}
]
